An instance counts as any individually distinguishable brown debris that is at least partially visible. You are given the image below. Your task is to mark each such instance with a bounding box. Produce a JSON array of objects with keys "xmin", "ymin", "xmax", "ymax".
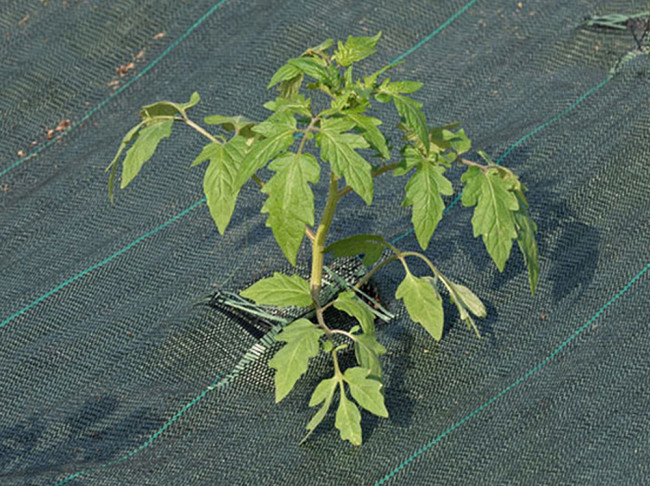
[
  {"xmin": 1, "ymin": 184, "xmax": 10, "ymax": 193},
  {"xmin": 115, "ymin": 62, "xmax": 135, "ymax": 77},
  {"xmin": 19, "ymin": 14, "xmax": 30, "ymax": 26},
  {"xmin": 17, "ymin": 150, "xmax": 25, "ymax": 157},
  {"xmin": 153, "ymin": 31, "xmax": 166, "ymax": 40},
  {"xmin": 135, "ymin": 48, "xmax": 146, "ymax": 61},
  {"xmin": 45, "ymin": 128, "xmax": 55, "ymax": 140},
  {"xmin": 55, "ymin": 119, "xmax": 71, "ymax": 132},
  {"xmin": 107, "ymin": 79, "xmax": 119, "ymax": 90}
]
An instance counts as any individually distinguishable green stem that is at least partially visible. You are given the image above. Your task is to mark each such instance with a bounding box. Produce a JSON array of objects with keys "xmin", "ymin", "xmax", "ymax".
[{"xmin": 310, "ymin": 172, "xmax": 340, "ymax": 300}]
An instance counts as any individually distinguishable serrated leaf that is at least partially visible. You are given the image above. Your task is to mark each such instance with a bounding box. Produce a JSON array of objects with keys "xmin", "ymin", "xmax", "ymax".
[
  {"xmin": 236, "ymin": 112, "xmax": 297, "ymax": 187},
  {"xmin": 268, "ymin": 63, "xmax": 302, "ymax": 89},
  {"xmin": 403, "ymin": 162, "xmax": 453, "ymax": 250},
  {"xmin": 345, "ymin": 112, "xmax": 390, "ymax": 159},
  {"xmin": 324, "ymin": 234, "xmax": 385, "ymax": 266},
  {"xmin": 261, "ymin": 153, "xmax": 320, "ymax": 265},
  {"xmin": 268, "ymin": 319, "xmax": 325, "ymax": 402},
  {"xmin": 461, "ymin": 167, "xmax": 519, "ymax": 271},
  {"xmin": 513, "ymin": 190, "xmax": 539, "ymax": 294},
  {"xmin": 301, "ymin": 376, "xmax": 338, "ymax": 443},
  {"xmin": 396, "ymin": 272, "xmax": 444, "ymax": 341},
  {"xmin": 240, "ymin": 272, "xmax": 312, "ymax": 307},
  {"xmin": 287, "ymin": 57, "xmax": 331, "ymax": 84},
  {"xmin": 304, "ymin": 38, "xmax": 335, "ymax": 54},
  {"xmin": 354, "ymin": 333, "xmax": 386, "ymax": 378},
  {"xmin": 106, "ymin": 122, "xmax": 143, "ymax": 203},
  {"xmin": 120, "ymin": 120, "xmax": 173, "ymax": 189},
  {"xmin": 263, "ymin": 94, "xmax": 312, "ymax": 117},
  {"xmin": 333, "ymin": 32, "xmax": 382, "ymax": 67},
  {"xmin": 192, "ymin": 136, "xmax": 247, "ymax": 234},
  {"xmin": 344, "ymin": 367, "xmax": 388, "ymax": 418},
  {"xmin": 280, "ymin": 73, "xmax": 304, "ymax": 98},
  {"xmin": 335, "ymin": 388, "xmax": 362, "ymax": 445},
  {"xmin": 333, "ymin": 291, "xmax": 375, "ymax": 334},
  {"xmin": 393, "ymin": 94, "xmax": 429, "ymax": 151},
  {"xmin": 316, "ymin": 117, "xmax": 373, "ymax": 204},
  {"xmin": 139, "ymin": 91, "xmax": 200, "ymax": 119},
  {"xmin": 384, "ymin": 80, "xmax": 423, "ymax": 94}
]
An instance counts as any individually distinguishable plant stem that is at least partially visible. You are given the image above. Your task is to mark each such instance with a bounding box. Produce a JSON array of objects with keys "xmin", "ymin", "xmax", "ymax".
[
  {"xmin": 310, "ymin": 173, "xmax": 340, "ymax": 300},
  {"xmin": 184, "ymin": 117, "xmax": 265, "ymax": 188},
  {"xmin": 458, "ymin": 157, "xmax": 489, "ymax": 171}
]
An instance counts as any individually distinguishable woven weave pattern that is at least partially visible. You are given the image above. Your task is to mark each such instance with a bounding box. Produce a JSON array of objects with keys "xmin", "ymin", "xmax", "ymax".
[{"xmin": 1, "ymin": 1, "xmax": 649, "ymax": 484}]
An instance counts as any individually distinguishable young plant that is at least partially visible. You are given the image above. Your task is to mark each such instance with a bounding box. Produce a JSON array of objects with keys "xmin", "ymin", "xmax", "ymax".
[{"xmin": 106, "ymin": 33, "xmax": 539, "ymax": 445}]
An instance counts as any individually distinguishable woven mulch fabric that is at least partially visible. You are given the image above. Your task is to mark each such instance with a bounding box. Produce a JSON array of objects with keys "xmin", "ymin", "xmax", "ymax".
[{"xmin": 1, "ymin": 1, "xmax": 649, "ymax": 484}]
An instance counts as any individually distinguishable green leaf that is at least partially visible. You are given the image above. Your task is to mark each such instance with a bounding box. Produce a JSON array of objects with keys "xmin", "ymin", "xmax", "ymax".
[
  {"xmin": 437, "ymin": 275, "xmax": 486, "ymax": 336},
  {"xmin": 237, "ymin": 112, "xmax": 297, "ymax": 187},
  {"xmin": 139, "ymin": 91, "xmax": 200, "ymax": 119},
  {"xmin": 204, "ymin": 114, "xmax": 256, "ymax": 138},
  {"xmin": 240, "ymin": 272, "xmax": 312, "ymax": 307},
  {"xmin": 354, "ymin": 333, "xmax": 386, "ymax": 378},
  {"xmin": 280, "ymin": 73, "xmax": 304, "ymax": 98},
  {"xmin": 263, "ymin": 94, "xmax": 312, "ymax": 117},
  {"xmin": 304, "ymin": 38, "xmax": 335, "ymax": 54},
  {"xmin": 106, "ymin": 122, "xmax": 143, "ymax": 203},
  {"xmin": 120, "ymin": 120, "xmax": 173, "ymax": 189},
  {"xmin": 345, "ymin": 112, "xmax": 390, "ymax": 160},
  {"xmin": 333, "ymin": 291, "xmax": 375, "ymax": 334},
  {"xmin": 268, "ymin": 319, "xmax": 325, "ymax": 402},
  {"xmin": 403, "ymin": 162, "xmax": 453, "ymax": 250},
  {"xmin": 261, "ymin": 153, "xmax": 320, "ymax": 265},
  {"xmin": 344, "ymin": 367, "xmax": 388, "ymax": 418},
  {"xmin": 193, "ymin": 136, "xmax": 248, "ymax": 234},
  {"xmin": 513, "ymin": 189, "xmax": 539, "ymax": 294},
  {"xmin": 332, "ymin": 32, "xmax": 382, "ymax": 67},
  {"xmin": 393, "ymin": 94, "xmax": 429, "ymax": 151},
  {"xmin": 268, "ymin": 63, "xmax": 302, "ymax": 89},
  {"xmin": 316, "ymin": 117, "xmax": 373, "ymax": 204},
  {"xmin": 324, "ymin": 234, "xmax": 385, "ymax": 266},
  {"xmin": 301, "ymin": 376, "xmax": 338, "ymax": 443},
  {"xmin": 335, "ymin": 387, "xmax": 362, "ymax": 445},
  {"xmin": 383, "ymin": 80, "xmax": 423, "ymax": 94},
  {"xmin": 287, "ymin": 57, "xmax": 331, "ymax": 84},
  {"xmin": 461, "ymin": 167, "xmax": 519, "ymax": 271},
  {"xmin": 396, "ymin": 272, "xmax": 444, "ymax": 341}
]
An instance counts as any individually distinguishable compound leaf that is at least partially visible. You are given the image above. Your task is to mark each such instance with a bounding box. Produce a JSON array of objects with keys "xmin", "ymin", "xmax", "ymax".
[
  {"xmin": 344, "ymin": 367, "xmax": 388, "ymax": 418},
  {"xmin": 237, "ymin": 112, "xmax": 297, "ymax": 187},
  {"xmin": 393, "ymin": 94, "xmax": 428, "ymax": 150},
  {"xmin": 240, "ymin": 272, "xmax": 312, "ymax": 307},
  {"xmin": 120, "ymin": 119, "xmax": 173, "ymax": 189},
  {"xmin": 403, "ymin": 162, "xmax": 453, "ymax": 250},
  {"xmin": 263, "ymin": 94, "xmax": 312, "ymax": 117},
  {"xmin": 268, "ymin": 319, "xmax": 325, "ymax": 402},
  {"xmin": 261, "ymin": 153, "xmax": 320, "ymax": 265},
  {"xmin": 316, "ymin": 117, "xmax": 373, "ymax": 204},
  {"xmin": 437, "ymin": 274, "xmax": 486, "ymax": 337},
  {"xmin": 396, "ymin": 272, "xmax": 444, "ymax": 341},
  {"xmin": 335, "ymin": 387, "xmax": 362, "ymax": 446},
  {"xmin": 333, "ymin": 291, "xmax": 375, "ymax": 334},
  {"xmin": 461, "ymin": 167, "xmax": 519, "ymax": 272},
  {"xmin": 193, "ymin": 136, "xmax": 247, "ymax": 234},
  {"xmin": 333, "ymin": 32, "xmax": 382, "ymax": 67}
]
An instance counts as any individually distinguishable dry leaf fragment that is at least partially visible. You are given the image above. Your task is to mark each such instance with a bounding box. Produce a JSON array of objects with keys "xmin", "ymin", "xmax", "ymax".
[
  {"xmin": 19, "ymin": 14, "xmax": 30, "ymax": 26},
  {"xmin": 46, "ymin": 129, "xmax": 55, "ymax": 140},
  {"xmin": 153, "ymin": 31, "xmax": 166, "ymax": 40},
  {"xmin": 17, "ymin": 150, "xmax": 25, "ymax": 157},
  {"xmin": 116, "ymin": 62, "xmax": 135, "ymax": 77}
]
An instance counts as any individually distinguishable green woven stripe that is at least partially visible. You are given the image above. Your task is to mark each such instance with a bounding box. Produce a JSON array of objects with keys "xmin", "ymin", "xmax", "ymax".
[
  {"xmin": 0, "ymin": 0, "xmax": 231, "ymax": 178},
  {"xmin": 374, "ymin": 263, "xmax": 650, "ymax": 485}
]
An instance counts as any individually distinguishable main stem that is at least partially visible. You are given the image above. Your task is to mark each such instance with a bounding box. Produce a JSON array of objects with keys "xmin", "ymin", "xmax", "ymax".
[{"xmin": 310, "ymin": 172, "xmax": 340, "ymax": 302}]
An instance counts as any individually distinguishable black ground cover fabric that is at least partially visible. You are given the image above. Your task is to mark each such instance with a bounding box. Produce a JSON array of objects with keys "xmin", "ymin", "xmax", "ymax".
[{"xmin": 1, "ymin": 1, "xmax": 649, "ymax": 484}]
